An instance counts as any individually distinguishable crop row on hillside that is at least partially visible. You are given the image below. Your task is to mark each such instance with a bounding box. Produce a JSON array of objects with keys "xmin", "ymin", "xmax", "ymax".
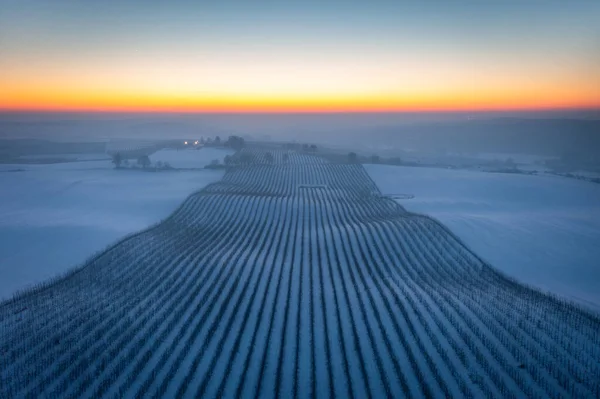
[{"xmin": 1, "ymin": 149, "xmax": 599, "ymax": 398}]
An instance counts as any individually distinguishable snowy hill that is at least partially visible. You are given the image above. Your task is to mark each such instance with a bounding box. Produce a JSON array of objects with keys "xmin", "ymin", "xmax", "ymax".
[{"xmin": 1, "ymin": 150, "xmax": 599, "ymax": 398}]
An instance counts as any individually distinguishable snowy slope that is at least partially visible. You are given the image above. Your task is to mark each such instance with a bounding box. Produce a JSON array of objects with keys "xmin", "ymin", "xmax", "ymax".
[
  {"xmin": 2, "ymin": 151, "xmax": 599, "ymax": 398},
  {"xmin": 364, "ymin": 164, "xmax": 600, "ymax": 309},
  {"xmin": 0, "ymin": 159, "xmax": 226, "ymax": 300}
]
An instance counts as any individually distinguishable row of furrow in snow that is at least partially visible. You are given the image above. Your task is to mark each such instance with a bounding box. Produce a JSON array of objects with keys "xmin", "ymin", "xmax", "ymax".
[
  {"xmin": 0, "ymin": 192, "xmax": 221, "ymax": 368},
  {"xmin": 402, "ymin": 221, "xmax": 555, "ymax": 397},
  {"xmin": 218, "ymin": 163, "xmax": 378, "ymax": 199},
  {"xmin": 130, "ymin": 196, "xmax": 279, "ymax": 398},
  {"xmin": 16, "ymin": 194, "xmax": 240, "ymax": 397},
  {"xmin": 406, "ymin": 216, "xmax": 599, "ymax": 396},
  {"xmin": 78, "ymin": 194, "xmax": 268, "ymax": 399},
  {"xmin": 331, "ymin": 186, "xmax": 472, "ymax": 398},
  {"xmin": 425, "ymin": 217, "xmax": 600, "ymax": 349},
  {"xmin": 202, "ymin": 196, "xmax": 291, "ymax": 398},
  {"xmin": 232, "ymin": 148, "xmax": 327, "ymax": 166},
  {"xmin": 3, "ymin": 228, "xmax": 183, "ymax": 393},
  {"xmin": 358, "ymin": 191, "xmax": 600, "ymax": 396},
  {"xmin": 0, "ymin": 230, "xmax": 154, "ymax": 361},
  {"xmin": 318, "ymin": 171, "xmax": 596, "ymax": 396},
  {"xmin": 1, "ymin": 148, "xmax": 600, "ymax": 398},
  {"xmin": 377, "ymin": 219, "xmax": 523, "ymax": 397},
  {"xmin": 2, "ymin": 192, "xmax": 248, "ymax": 395},
  {"xmin": 416, "ymin": 220, "xmax": 598, "ymax": 396},
  {"xmin": 172, "ymin": 195, "xmax": 284, "ymax": 397}
]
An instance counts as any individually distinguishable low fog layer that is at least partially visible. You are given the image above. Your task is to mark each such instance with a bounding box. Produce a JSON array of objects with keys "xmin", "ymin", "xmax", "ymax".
[{"xmin": 1, "ymin": 112, "xmax": 599, "ymax": 159}]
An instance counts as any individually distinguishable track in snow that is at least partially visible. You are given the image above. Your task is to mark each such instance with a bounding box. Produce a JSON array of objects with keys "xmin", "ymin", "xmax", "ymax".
[{"xmin": 1, "ymin": 149, "xmax": 599, "ymax": 398}]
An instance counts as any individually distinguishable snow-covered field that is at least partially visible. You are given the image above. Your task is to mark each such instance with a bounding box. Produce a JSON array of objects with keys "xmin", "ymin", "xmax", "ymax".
[
  {"xmin": 365, "ymin": 164, "xmax": 600, "ymax": 309},
  {"xmin": 2, "ymin": 150, "xmax": 599, "ymax": 398},
  {"xmin": 0, "ymin": 150, "xmax": 231, "ymax": 300}
]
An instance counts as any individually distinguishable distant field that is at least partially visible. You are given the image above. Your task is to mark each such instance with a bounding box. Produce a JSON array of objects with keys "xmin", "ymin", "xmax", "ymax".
[{"xmin": 1, "ymin": 148, "xmax": 598, "ymax": 398}]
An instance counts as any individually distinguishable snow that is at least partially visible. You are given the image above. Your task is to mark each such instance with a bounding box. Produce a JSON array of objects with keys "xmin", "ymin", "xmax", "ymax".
[
  {"xmin": 0, "ymin": 157, "xmax": 227, "ymax": 300},
  {"xmin": 2, "ymin": 151, "xmax": 599, "ymax": 397},
  {"xmin": 150, "ymin": 147, "xmax": 233, "ymax": 168},
  {"xmin": 364, "ymin": 164, "xmax": 600, "ymax": 310}
]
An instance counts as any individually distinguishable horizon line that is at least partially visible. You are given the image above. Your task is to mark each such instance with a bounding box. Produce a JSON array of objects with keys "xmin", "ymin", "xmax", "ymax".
[{"xmin": 2, "ymin": 106, "xmax": 599, "ymax": 115}]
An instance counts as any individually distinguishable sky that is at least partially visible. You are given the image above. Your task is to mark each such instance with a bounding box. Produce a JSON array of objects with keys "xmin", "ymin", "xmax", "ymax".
[{"xmin": 1, "ymin": 0, "xmax": 599, "ymax": 113}]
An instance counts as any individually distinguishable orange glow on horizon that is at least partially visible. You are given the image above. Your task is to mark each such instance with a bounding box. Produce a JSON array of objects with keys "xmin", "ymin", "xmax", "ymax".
[
  {"xmin": 2, "ymin": 55, "xmax": 599, "ymax": 113},
  {"xmin": 3, "ymin": 45, "xmax": 598, "ymax": 114},
  {"xmin": 2, "ymin": 97, "xmax": 599, "ymax": 114},
  {"xmin": 2, "ymin": 85, "xmax": 599, "ymax": 113}
]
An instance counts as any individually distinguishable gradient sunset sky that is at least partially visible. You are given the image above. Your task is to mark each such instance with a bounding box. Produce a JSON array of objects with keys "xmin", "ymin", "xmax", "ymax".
[{"xmin": 1, "ymin": 0, "xmax": 599, "ymax": 112}]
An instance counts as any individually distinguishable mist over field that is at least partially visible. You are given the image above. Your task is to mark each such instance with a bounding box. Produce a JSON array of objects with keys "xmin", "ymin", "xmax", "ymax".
[{"xmin": 2, "ymin": 111, "xmax": 599, "ymax": 162}]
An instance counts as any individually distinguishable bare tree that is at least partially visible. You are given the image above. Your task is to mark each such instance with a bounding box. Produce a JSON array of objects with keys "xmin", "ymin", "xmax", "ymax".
[
  {"xmin": 112, "ymin": 152, "xmax": 122, "ymax": 168},
  {"xmin": 138, "ymin": 155, "xmax": 151, "ymax": 169}
]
